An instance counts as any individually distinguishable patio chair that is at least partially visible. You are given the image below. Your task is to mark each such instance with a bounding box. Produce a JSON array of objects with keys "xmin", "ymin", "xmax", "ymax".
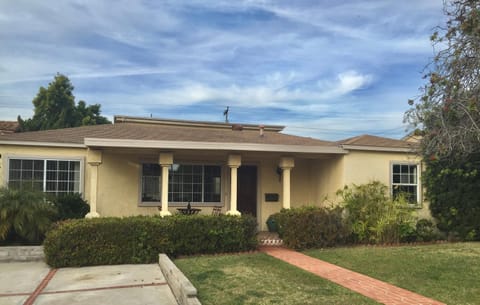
[{"xmin": 211, "ymin": 206, "xmax": 222, "ymax": 216}]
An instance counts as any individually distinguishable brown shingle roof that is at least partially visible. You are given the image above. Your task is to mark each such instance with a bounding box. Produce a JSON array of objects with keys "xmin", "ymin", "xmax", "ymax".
[
  {"xmin": 0, "ymin": 121, "xmax": 19, "ymax": 134},
  {"xmin": 338, "ymin": 134, "xmax": 415, "ymax": 149},
  {"xmin": 0, "ymin": 121, "xmax": 335, "ymax": 146}
]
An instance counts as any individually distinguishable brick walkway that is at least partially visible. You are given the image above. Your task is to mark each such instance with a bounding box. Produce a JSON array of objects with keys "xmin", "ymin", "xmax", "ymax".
[{"xmin": 260, "ymin": 246, "xmax": 445, "ymax": 305}]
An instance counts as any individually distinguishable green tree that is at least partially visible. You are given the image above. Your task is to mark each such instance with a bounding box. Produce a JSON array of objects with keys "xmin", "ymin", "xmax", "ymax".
[
  {"xmin": 405, "ymin": 1, "xmax": 480, "ymax": 240},
  {"xmin": 406, "ymin": 0, "xmax": 480, "ymax": 161},
  {"xmin": 75, "ymin": 101, "xmax": 111, "ymax": 126},
  {"xmin": 18, "ymin": 73, "xmax": 111, "ymax": 131}
]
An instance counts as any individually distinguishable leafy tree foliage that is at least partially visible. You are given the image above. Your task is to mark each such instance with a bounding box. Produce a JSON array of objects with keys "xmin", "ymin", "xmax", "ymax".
[
  {"xmin": 406, "ymin": 1, "xmax": 480, "ymax": 240},
  {"xmin": 18, "ymin": 73, "xmax": 110, "ymax": 131},
  {"xmin": 423, "ymin": 156, "xmax": 480, "ymax": 240},
  {"xmin": 406, "ymin": 0, "xmax": 480, "ymax": 161}
]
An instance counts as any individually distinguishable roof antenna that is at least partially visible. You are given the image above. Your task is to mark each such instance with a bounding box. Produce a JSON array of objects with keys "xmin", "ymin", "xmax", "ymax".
[{"xmin": 223, "ymin": 106, "xmax": 229, "ymax": 123}]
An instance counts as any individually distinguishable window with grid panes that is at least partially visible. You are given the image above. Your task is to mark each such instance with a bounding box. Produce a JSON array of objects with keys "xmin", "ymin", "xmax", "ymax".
[
  {"xmin": 8, "ymin": 158, "xmax": 81, "ymax": 195},
  {"xmin": 140, "ymin": 163, "xmax": 221, "ymax": 204},
  {"xmin": 391, "ymin": 163, "xmax": 419, "ymax": 204}
]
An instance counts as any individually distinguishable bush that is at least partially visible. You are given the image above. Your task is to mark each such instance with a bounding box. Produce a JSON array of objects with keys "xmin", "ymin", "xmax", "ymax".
[
  {"xmin": 424, "ymin": 157, "xmax": 480, "ymax": 240},
  {"xmin": 51, "ymin": 193, "xmax": 89, "ymax": 220},
  {"xmin": 270, "ymin": 206, "xmax": 349, "ymax": 250},
  {"xmin": 44, "ymin": 217, "xmax": 172, "ymax": 267},
  {"xmin": 0, "ymin": 187, "xmax": 57, "ymax": 244},
  {"xmin": 43, "ymin": 215, "xmax": 258, "ymax": 267},
  {"xmin": 169, "ymin": 215, "xmax": 258, "ymax": 256},
  {"xmin": 414, "ymin": 219, "xmax": 440, "ymax": 242},
  {"xmin": 338, "ymin": 181, "xmax": 417, "ymax": 244}
]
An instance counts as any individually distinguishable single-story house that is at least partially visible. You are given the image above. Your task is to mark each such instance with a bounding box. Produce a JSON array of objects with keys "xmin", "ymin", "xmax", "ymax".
[{"xmin": 0, "ymin": 115, "xmax": 428, "ymax": 230}]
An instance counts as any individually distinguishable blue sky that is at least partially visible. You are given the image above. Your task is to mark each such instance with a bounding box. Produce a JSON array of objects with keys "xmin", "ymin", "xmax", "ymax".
[{"xmin": 0, "ymin": 1, "xmax": 445, "ymax": 140}]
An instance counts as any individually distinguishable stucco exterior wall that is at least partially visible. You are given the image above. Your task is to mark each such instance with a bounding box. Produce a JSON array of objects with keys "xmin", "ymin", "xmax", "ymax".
[
  {"xmin": 290, "ymin": 158, "xmax": 316, "ymax": 207},
  {"xmin": 0, "ymin": 144, "xmax": 88, "ymax": 194},
  {"xmin": 96, "ymin": 152, "xmax": 155, "ymax": 216},
  {"xmin": 343, "ymin": 150, "xmax": 418, "ymax": 186},
  {"xmin": 311, "ymin": 156, "xmax": 345, "ymax": 206},
  {"xmin": 257, "ymin": 158, "xmax": 283, "ymax": 231},
  {"xmin": 342, "ymin": 150, "xmax": 431, "ymax": 217}
]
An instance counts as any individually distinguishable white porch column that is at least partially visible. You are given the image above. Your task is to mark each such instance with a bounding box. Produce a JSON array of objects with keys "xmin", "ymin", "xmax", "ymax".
[
  {"xmin": 279, "ymin": 157, "xmax": 295, "ymax": 210},
  {"xmin": 226, "ymin": 154, "xmax": 242, "ymax": 216},
  {"xmin": 159, "ymin": 153, "xmax": 173, "ymax": 217},
  {"xmin": 85, "ymin": 149, "xmax": 102, "ymax": 218}
]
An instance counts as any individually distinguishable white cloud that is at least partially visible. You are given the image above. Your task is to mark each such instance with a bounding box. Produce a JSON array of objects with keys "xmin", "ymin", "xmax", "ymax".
[
  {"xmin": 333, "ymin": 70, "xmax": 373, "ymax": 95},
  {"xmin": 0, "ymin": 0, "xmax": 445, "ymax": 140}
]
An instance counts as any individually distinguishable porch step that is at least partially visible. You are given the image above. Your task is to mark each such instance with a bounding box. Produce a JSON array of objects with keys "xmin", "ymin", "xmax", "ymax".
[{"xmin": 258, "ymin": 231, "xmax": 284, "ymax": 246}]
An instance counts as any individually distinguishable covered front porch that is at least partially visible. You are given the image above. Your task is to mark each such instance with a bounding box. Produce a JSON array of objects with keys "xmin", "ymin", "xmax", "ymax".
[{"xmin": 83, "ymin": 139, "xmax": 346, "ymax": 230}]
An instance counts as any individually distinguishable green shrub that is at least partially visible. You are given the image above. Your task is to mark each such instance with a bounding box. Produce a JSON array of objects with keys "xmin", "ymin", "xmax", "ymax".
[
  {"xmin": 51, "ymin": 193, "xmax": 89, "ymax": 220},
  {"xmin": 424, "ymin": 157, "xmax": 480, "ymax": 240},
  {"xmin": 414, "ymin": 219, "xmax": 440, "ymax": 242},
  {"xmin": 271, "ymin": 206, "xmax": 349, "ymax": 250},
  {"xmin": 43, "ymin": 215, "xmax": 258, "ymax": 267},
  {"xmin": 44, "ymin": 217, "xmax": 172, "ymax": 267},
  {"xmin": 338, "ymin": 181, "xmax": 417, "ymax": 244},
  {"xmin": 169, "ymin": 215, "xmax": 257, "ymax": 256},
  {"xmin": 0, "ymin": 187, "xmax": 57, "ymax": 244}
]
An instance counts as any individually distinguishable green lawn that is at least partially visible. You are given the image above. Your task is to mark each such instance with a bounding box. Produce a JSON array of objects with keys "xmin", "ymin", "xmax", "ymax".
[
  {"xmin": 305, "ymin": 242, "xmax": 480, "ymax": 305},
  {"xmin": 175, "ymin": 253, "xmax": 379, "ymax": 305}
]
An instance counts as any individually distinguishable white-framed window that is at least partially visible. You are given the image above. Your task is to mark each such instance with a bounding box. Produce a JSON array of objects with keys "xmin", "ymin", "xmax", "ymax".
[
  {"xmin": 140, "ymin": 163, "xmax": 222, "ymax": 204},
  {"xmin": 391, "ymin": 163, "xmax": 420, "ymax": 204},
  {"xmin": 7, "ymin": 158, "xmax": 82, "ymax": 195}
]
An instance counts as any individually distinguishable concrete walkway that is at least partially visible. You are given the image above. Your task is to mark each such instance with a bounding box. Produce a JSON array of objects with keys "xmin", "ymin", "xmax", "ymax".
[
  {"xmin": 0, "ymin": 262, "xmax": 178, "ymax": 305},
  {"xmin": 260, "ymin": 246, "xmax": 446, "ymax": 305}
]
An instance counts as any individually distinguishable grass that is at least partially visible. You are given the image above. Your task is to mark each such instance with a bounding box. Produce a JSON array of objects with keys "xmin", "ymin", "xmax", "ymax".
[
  {"xmin": 305, "ymin": 242, "xmax": 480, "ymax": 305},
  {"xmin": 175, "ymin": 252, "xmax": 379, "ymax": 305}
]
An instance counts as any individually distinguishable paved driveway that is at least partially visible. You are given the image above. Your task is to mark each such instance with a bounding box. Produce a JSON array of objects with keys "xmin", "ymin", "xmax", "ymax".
[{"xmin": 0, "ymin": 262, "xmax": 178, "ymax": 305}]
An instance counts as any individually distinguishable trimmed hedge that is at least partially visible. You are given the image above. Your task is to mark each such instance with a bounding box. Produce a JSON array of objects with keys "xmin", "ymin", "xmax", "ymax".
[
  {"xmin": 271, "ymin": 206, "xmax": 349, "ymax": 250},
  {"xmin": 43, "ymin": 215, "xmax": 258, "ymax": 267}
]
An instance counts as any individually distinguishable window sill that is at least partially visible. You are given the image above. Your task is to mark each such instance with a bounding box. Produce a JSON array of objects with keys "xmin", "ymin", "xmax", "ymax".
[
  {"xmin": 407, "ymin": 203, "xmax": 423, "ymax": 209},
  {"xmin": 139, "ymin": 202, "xmax": 223, "ymax": 207},
  {"xmin": 139, "ymin": 202, "xmax": 161, "ymax": 207}
]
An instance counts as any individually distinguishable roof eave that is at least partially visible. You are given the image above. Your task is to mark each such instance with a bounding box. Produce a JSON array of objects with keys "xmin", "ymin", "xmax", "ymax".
[
  {"xmin": 341, "ymin": 144, "xmax": 418, "ymax": 153},
  {"xmin": 84, "ymin": 138, "xmax": 347, "ymax": 154},
  {"xmin": 0, "ymin": 140, "xmax": 86, "ymax": 148}
]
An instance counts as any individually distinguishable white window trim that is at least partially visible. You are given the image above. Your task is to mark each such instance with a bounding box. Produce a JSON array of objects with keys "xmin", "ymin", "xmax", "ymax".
[
  {"xmin": 4, "ymin": 154, "xmax": 85, "ymax": 195},
  {"xmin": 390, "ymin": 161, "xmax": 422, "ymax": 206},
  {"xmin": 138, "ymin": 161, "xmax": 225, "ymax": 207}
]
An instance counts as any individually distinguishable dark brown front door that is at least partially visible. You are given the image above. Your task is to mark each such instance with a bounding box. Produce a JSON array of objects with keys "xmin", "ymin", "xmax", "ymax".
[{"xmin": 237, "ymin": 165, "xmax": 257, "ymax": 217}]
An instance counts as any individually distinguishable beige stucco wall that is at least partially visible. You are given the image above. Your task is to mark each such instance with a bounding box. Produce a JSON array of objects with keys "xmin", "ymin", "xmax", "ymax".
[
  {"xmin": 342, "ymin": 150, "xmax": 430, "ymax": 218},
  {"xmin": 257, "ymin": 158, "xmax": 283, "ymax": 230},
  {"xmin": 290, "ymin": 158, "xmax": 316, "ymax": 207},
  {"xmin": 95, "ymin": 150, "xmax": 234, "ymax": 217},
  {"xmin": 311, "ymin": 156, "xmax": 345, "ymax": 206},
  {"xmin": 0, "ymin": 144, "xmax": 88, "ymax": 194},
  {"xmin": 343, "ymin": 150, "xmax": 419, "ymax": 186}
]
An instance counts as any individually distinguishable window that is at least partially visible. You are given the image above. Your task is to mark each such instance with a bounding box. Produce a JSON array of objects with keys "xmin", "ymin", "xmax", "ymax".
[
  {"xmin": 141, "ymin": 163, "xmax": 222, "ymax": 204},
  {"xmin": 391, "ymin": 163, "xmax": 419, "ymax": 204},
  {"xmin": 141, "ymin": 164, "xmax": 161, "ymax": 202},
  {"xmin": 8, "ymin": 158, "xmax": 81, "ymax": 195}
]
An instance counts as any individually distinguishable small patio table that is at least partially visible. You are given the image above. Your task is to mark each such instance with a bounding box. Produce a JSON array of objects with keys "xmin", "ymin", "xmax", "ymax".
[{"xmin": 177, "ymin": 208, "xmax": 201, "ymax": 215}]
